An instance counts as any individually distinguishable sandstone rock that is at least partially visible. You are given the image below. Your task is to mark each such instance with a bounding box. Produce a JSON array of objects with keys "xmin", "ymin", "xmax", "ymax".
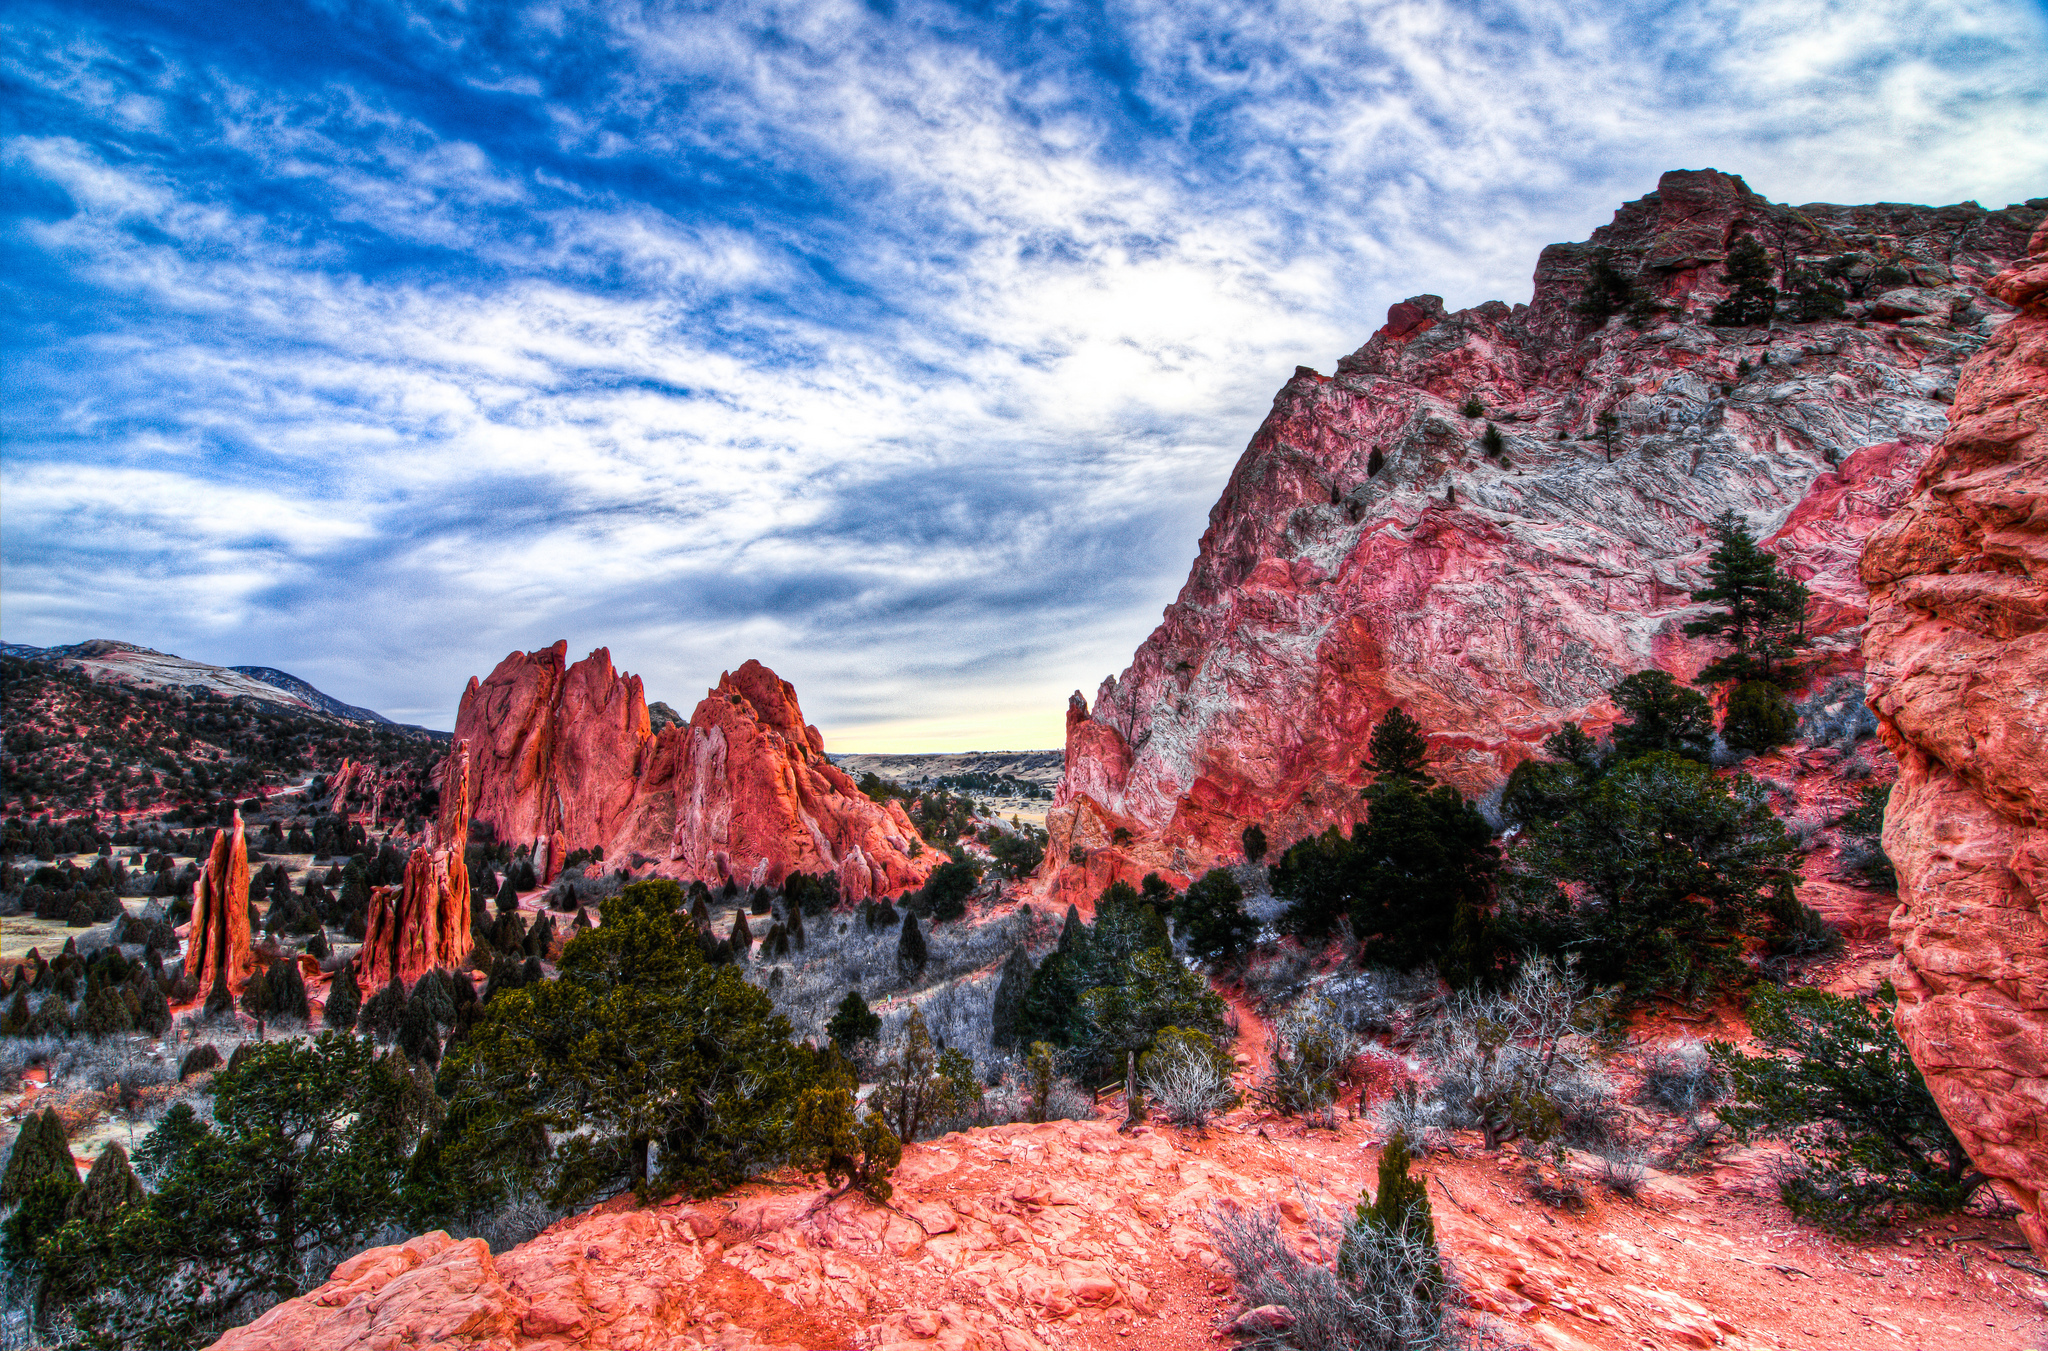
[
  {"xmin": 445, "ymin": 649, "xmax": 935, "ymax": 900},
  {"xmin": 183, "ymin": 812, "xmax": 252, "ymax": 994},
  {"xmin": 1864, "ymin": 215, "xmax": 2048, "ymax": 1257},
  {"xmin": 360, "ymin": 742, "xmax": 474, "ymax": 990},
  {"xmin": 1041, "ymin": 171, "xmax": 2040, "ymax": 898},
  {"xmin": 1228, "ymin": 1304, "xmax": 1295, "ymax": 1334}
]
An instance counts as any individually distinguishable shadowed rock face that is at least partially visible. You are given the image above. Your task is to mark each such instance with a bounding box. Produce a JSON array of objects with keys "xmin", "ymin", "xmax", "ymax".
[
  {"xmin": 1040, "ymin": 170, "xmax": 2041, "ymax": 909},
  {"xmin": 183, "ymin": 812, "xmax": 251, "ymax": 993},
  {"xmin": 1864, "ymin": 216, "xmax": 2048, "ymax": 1256},
  {"xmin": 444, "ymin": 649, "xmax": 934, "ymax": 900}
]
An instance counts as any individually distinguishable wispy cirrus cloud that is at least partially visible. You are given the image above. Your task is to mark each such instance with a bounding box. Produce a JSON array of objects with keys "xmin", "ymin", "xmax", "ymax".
[{"xmin": 2, "ymin": 0, "xmax": 2043, "ymax": 745}]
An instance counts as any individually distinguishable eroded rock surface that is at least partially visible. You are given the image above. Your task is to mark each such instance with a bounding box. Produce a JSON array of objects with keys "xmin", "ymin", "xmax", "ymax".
[
  {"xmin": 1042, "ymin": 171, "xmax": 2041, "ymax": 906},
  {"xmin": 210, "ymin": 1113, "xmax": 2048, "ymax": 1351},
  {"xmin": 182, "ymin": 811, "xmax": 251, "ymax": 993},
  {"xmin": 361, "ymin": 742, "xmax": 474, "ymax": 990},
  {"xmin": 445, "ymin": 649, "xmax": 933, "ymax": 899},
  {"xmin": 1864, "ymin": 216, "xmax": 2048, "ymax": 1255}
]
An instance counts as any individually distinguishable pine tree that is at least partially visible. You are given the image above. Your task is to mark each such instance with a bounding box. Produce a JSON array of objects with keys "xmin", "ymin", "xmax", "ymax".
[
  {"xmin": 1, "ymin": 1108, "xmax": 78, "ymax": 1205},
  {"xmin": 2, "ymin": 989, "xmax": 28, "ymax": 1036},
  {"xmin": 81, "ymin": 983, "xmax": 133, "ymax": 1039},
  {"xmin": 827, "ymin": 990, "xmax": 881, "ymax": 1049},
  {"xmin": 730, "ymin": 908, "xmax": 752, "ymax": 957},
  {"xmin": 397, "ymin": 992, "xmax": 441, "ymax": 1066},
  {"xmin": 1241, "ymin": 823, "xmax": 1267, "ymax": 864},
  {"xmin": 270, "ymin": 957, "xmax": 311, "ymax": 1022},
  {"xmin": 896, "ymin": 911, "xmax": 927, "ymax": 982},
  {"xmin": 325, "ymin": 959, "xmax": 362, "ymax": 1031},
  {"xmin": 989, "ymin": 946, "xmax": 1033, "ymax": 1047},
  {"xmin": 67, "ymin": 1140, "xmax": 144, "ymax": 1226},
  {"xmin": 239, "ymin": 965, "xmax": 274, "ymax": 1019},
  {"xmin": 1363, "ymin": 707, "xmax": 1431, "ymax": 789},
  {"xmin": 1172, "ymin": 868, "xmax": 1260, "ymax": 964},
  {"xmin": 1711, "ymin": 234, "xmax": 1779, "ymax": 326},
  {"xmin": 203, "ymin": 967, "xmax": 235, "ymax": 1021},
  {"xmin": 1723, "ymin": 680, "xmax": 1798, "ymax": 752},
  {"xmin": 1609, "ymin": 671, "xmax": 1715, "ymax": 763},
  {"xmin": 495, "ymin": 876, "xmax": 520, "ymax": 918},
  {"xmin": 361, "ymin": 978, "xmax": 407, "ymax": 1041},
  {"xmin": 1685, "ymin": 510, "xmax": 1811, "ymax": 686},
  {"xmin": 525, "ymin": 911, "xmax": 556, "ymax": 960}
]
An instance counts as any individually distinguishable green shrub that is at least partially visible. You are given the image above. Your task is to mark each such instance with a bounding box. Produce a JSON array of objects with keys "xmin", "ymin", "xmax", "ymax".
[
  {"xmin": 1172, "ymin": 868, "xmax": 1259, "ymax": 964},
  {"xmin": 1460, "ymin": 396, "xmax": 1484, "ymax": 418},
  {"xmin": 1712, "ymin": 984, "xmax": 1984, "ymax": 1228}
]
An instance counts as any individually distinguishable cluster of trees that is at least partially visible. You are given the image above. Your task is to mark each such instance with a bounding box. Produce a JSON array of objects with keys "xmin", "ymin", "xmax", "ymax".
[{"xmin": 1710, "ymin": 233, "xmax": 1851, "ymax": 327}]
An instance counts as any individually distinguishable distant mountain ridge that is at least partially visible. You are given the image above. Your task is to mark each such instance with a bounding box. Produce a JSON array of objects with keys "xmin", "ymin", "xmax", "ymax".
[{"xmin": 2, "ymin": 638, "xmax": 409, "ymax": 730}]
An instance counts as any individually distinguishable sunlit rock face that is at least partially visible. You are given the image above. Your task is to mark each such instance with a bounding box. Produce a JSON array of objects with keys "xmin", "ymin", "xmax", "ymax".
[
  {"xmin": 444, "ymin": 647, "xmax": 934, "ymax": 900},
  {"xmin": 361, "ymin": 743, "xmax": 473, "ymax": 990},
  {"xmin": 1042, "ymin": 170, "xmax": 2041, "ymax": 906},
  {"xmin": 1864, "ymin": 216, "xmax": 2048, "ymax": 1257}
]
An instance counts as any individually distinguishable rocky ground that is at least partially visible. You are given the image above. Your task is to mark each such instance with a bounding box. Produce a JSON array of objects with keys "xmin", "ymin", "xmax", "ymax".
[{"xmin": 209, "ymin": 1100, "xmax": 2048, "ymax": 1351}]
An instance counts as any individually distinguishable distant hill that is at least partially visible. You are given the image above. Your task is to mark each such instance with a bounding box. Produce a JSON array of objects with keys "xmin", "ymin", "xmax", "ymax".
[{"xmin": 1, "ymin": 639, "xmax": 419, "ymax": 731}]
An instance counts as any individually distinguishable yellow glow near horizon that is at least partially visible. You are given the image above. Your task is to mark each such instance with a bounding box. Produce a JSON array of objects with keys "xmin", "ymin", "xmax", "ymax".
[{"xmin": 818, "ymin": 706, "xmax": 1067, "ymax": 756}]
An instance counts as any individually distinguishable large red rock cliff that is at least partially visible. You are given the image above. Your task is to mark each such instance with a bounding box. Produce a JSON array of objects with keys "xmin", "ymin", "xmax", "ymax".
[
  {"xmin": 443, "ymin": 649, "xmax": 933, "ymax": 900},
  {"xmin": 1043, "ymin": 170, "xmax": 2041, "ymax": 906},
  {"xmin": 1863, "ymin": 216, "xmax": 2048, "ymax": 1256}
]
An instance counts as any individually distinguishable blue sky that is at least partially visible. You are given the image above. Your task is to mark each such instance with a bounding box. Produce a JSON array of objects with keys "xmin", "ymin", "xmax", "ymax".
[{"xmin": 3, "ymin": 0, "xmax": 2044, "ymax": 748}]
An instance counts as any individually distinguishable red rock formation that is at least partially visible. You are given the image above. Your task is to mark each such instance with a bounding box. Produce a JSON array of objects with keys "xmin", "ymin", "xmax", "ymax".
[
  {"xmin": 1043, "ymin": 172, "xmax": 2041, "ymax": 898},
  {"xmin": 329, "ymin": 758, "xmax": 363, "ymax": 818},
  {"xmin": 361, "ymin": 744, "xmax": 474, "ymax": 990},
  {"xmin": 444, "ymin": 650, "xmax": 934, "ymax": 901},
  {"xmin": 183, "ymin": 812, "xmax": 252, "ymax": 994},
  {"xmin": 1863, "ymin": 216, "xmax": 2048, "ymax": 1256}
]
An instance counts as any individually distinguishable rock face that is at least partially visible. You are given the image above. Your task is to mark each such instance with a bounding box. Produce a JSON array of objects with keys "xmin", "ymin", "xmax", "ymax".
[
  {"xmin": 445, "ymin": 648, "xmax": 934, "ymax": 899},
  {"xmin": 1863, "ymin": 216, "xmax": 2048, "ymax": 1256},
  {"xmin": 1042, "ymin": 170, "xmax": 2041, "ymax": 907},
  {"xmin": 360, "ymin": 743, "xmax": 474, "ymax": 990},
  {"xmin": 183, "ymin": 812, "xmax": 252, "ymax": 993}
]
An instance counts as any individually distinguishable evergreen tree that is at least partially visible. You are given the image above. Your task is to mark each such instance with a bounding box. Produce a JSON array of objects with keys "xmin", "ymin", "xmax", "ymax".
[
  {"xmin": 1345, "ymin": 778, "xmax": 1502, "ymax": 984},
  {"xmin": 915, "ymin": 859, "xmax": 981, "ymax": 922},
  {"xmin": 2, "ymin": 989, "xmax": 29, "ymax": 1036},
  {"xmin": 495, "ymin": 876, "xmax": 520, "ymax": 918},
  {"xmin": 896, "ymin": 911, "xmax": 928, "ymax": 982},
  {"xmin": 1172, "ymin": 868, "xmax": 1260, "ymax": 964},
  {"xmin": 1686, "ymin": 511, "xmax": 1812, "ymax": 688},
  {"xmin": 1015, "ymin": 907, "xmax": 1092, "ymax": 1048},
  {"xmin": 1510, "ymin": 751, "xmax": 1803, "ymax": 997},
  {"xmin": 1710, "ymin": 233, "xmax": 1779, "ymax": 326},
  {"xmin": 397, "ymin": 992, "xmax": 441, "ymax": 1066},
  {"xmin": 525, "ymin": 911, "xmax": 556, "ymax": 959},
  {"xmin": 1572, "ymin": 247, "xmax": 1647, "ymax": 326},
  {"xmin": 1, "ymin": 1108, "xmax": 79, "ymax": 1205},
  {"xmin": 270, "ymin": 957, "xmax": 310, "ymax": 1022},
  {"xmin": 81, "ymin": 983, "xmax": 133, "ymax": 1039},
  {"xmin": 238, "ymin": 965, "xmax": 274, "ymax": 1020},
  {"xmin": 361, "ymin": 978, "xmax": 407, "ymax": 1041},
  {"xmin": 989, "ymin": 946, "xmax": 1034, "ymax": 1048},
  {"xmin": 1241, "ymin": 823, "xmax": 1267, "ymax": 864},
  {"xmin": 730, "ymin": 908, "xmax": 752, "ymax": 955},
  {"xmin": 1609, "ymin": 671, "xmax": 1714, "ymax": 763},
  {"xmin": 1500, "ymin": 724, "xmax": 1604, "ymax": 828},
  {"xmin": 1722, "ymin": 680, "xmax": 1798, "ymax": 752},
  {"xmin": 827, "ymin": 990, "xmax": 882, "ymax": 1050},
  {"xmin": 67, "ymin": 1141, "xmax": 144, "ymax": 1227},
  {"xmin": 1363, "ymin": 707, "xmax": 1431, "ymax": 787},
  {"xmin": 203, "ymin": 968, "xmax": 234, "ymax": 1021},
  {"xmin": 1272, "ymin": 826, "xmax": 1354, "ymax": 941},
  {"xmin": 325, "ymin": 959, "xmax": 362, "ymax": 1031}
]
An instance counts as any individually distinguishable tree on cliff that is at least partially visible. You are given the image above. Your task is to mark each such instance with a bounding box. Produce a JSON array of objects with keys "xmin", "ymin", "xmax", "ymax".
[
  {"xmin": 1685, "ymin": 510, "xmax": 1811, "ymax": 687},
  {"xmin": 441, "ymin": 879, "xmax": 822, "ymax": 1204},
  {"xmin": 1710, "ymin": 233, "xmax": 1779, "ymax": 326},
  {"xmin": 1345, "ymin": 778, "xmax": 1503, "ymax": 986},
  {"xmin": 1507, "ymin": 752, "xmax": 1803, "ymax": 998}
]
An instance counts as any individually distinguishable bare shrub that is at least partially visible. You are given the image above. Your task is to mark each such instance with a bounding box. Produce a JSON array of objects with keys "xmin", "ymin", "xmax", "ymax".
[
  {"xmin": 1258, "ymin": 993, "xmax": 1357, "ymax": 1116},
  {"xmin": 1637, "ymin": 1039, "xmax": 1724, "ymax": 1115},
  {"xmin": 1319, "ymin": 968, "xmax": 1441, "ymax": 1038},
  {"xmin": 1243, "ymin": 944, "xmax": 1313, "ymax": 1013},
  {"xmin": 1596, "ymin": 1143, "xmax": 1647, "ymax": 1197},
  {"xmin": 1373, "ymin": 1086, "xmax": 1451, "ymax": 1155},
  {"xmin": 1206, "ymin": 1200, "xmax": 1470, "ymax": 1351},
  {"xmin": 1421, "ymin": 956, "xmax": 1612, "ymax": 1150},
  {"xmin": 1140, "ymin": 1029, "xmax": 1239, "ymax": 1130}
]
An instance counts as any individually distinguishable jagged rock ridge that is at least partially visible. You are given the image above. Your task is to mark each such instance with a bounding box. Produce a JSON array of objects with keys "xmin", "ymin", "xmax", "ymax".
[
  {"xmin": 1863, "ymin": 215, "xmax": 2048, "ymax": 1256},
  {"xmin": 444, "ymin": 646, "xmax": 935, "ymax": 900},
  {"xmin": 1042, "ymin": 169, "xmax": 2043, "ymax": 907}
]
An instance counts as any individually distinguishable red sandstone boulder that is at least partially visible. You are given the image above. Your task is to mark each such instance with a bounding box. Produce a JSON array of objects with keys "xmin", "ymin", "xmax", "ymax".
[
  {"xmin": 1042, "ymin": 173, "xmax": 2040, "ymax": 897},
  {"xmin": 444, "ymin": 650, "xmax": 934, "ymax": 900},
  {"xmin": 1863, "ymin": 216, "xmax": 2048, "ymax": 1257},
  {"xmin": 183, "ymin": 812, "xmax": 252, "ymax": 994}
]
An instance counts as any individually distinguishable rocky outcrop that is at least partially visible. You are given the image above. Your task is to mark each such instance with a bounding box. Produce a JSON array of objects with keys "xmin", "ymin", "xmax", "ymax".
[
  {"xmin": 1044, "ymin": 171, "xmax": 2041, "ymax": 902},
  {"xmin": 209, "ymin": 1108, "xmax": 2048, "ymax": 1351},
  {"xmin": 183, "ymin": 812, "xmax": 252, "ymax": 993},
  {"xmin": 444, "ymin": 649, "xmax": 934, "ymax": 900},
  {"xmin": 1863, "ymin": 216, "xmax": 2048, "ymax": 1256},
  {"xmin": 361, "ymin": 744, "xmax": 474, "ymax": 990}
]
